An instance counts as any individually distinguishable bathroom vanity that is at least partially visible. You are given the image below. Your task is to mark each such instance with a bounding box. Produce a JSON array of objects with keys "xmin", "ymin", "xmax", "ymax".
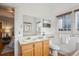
[
  {"xmin": 19, "ymin": 38, "xmax": 49, "ymax": 56},
  {"xmin": 19, "ymin": 15, "xmax": 51, "ymax": 56}
]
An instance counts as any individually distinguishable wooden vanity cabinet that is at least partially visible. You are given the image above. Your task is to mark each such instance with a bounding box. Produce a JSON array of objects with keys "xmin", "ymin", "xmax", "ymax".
[
  {"xmin": 21, "ymin": 43, "xmax": 33, "ymax": 56},
  {"xmin": 43, "ymin": 40, "xmax": 49, "ymax": 56},
  {"xmin": 20, "ymin": 40, "xmax": 49, "ymax": 56},
  {"xmin": 34, "ymin": 41, "xmax": 42, "ymax": 56}
]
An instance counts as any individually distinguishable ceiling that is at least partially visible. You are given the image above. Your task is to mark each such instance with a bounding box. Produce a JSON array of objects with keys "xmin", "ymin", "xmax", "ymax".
[
  {"xmin": 0, "ymin": 3, "xmax": 79, "ymax": 20},
  {"xmin": 0, "ymin": 3, "xmax": 79, "ymax": 16}
]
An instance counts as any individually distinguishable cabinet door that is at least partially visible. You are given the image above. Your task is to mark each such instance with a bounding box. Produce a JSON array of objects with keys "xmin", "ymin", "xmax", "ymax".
[
  {"xmin": 21, "ymin": 43, "xmax": 33, "ymax": 56},
  {"xmin": 34, "ymin": 41, "xmax": 42, "ymax": 56},
  {"xmin": 22, "ymin": 49, "xmax": 33, "ymax": 56},
  {"xmin": 43, "ymin": 40, "xmax": 49, "ymax": 56}
]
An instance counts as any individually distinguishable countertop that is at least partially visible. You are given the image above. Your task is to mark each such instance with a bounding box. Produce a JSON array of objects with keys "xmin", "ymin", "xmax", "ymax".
[{"xmin": 18, "ymin": 36, "xmax": 51, "ymax": 45}]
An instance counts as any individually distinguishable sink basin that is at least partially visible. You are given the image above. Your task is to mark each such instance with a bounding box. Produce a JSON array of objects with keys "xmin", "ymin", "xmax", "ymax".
[{"xmin": 19, "ymin": 35, "xmax": 45, "ymax": 44}]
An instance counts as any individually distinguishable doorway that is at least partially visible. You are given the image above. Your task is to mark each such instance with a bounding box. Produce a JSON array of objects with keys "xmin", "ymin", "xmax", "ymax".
[{"xmin": 0, "ymin": 6, "xmax": 14, "ymax": 56}]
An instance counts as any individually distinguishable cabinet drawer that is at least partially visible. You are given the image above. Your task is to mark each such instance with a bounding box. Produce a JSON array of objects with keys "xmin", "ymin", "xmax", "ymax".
[
  {"xmin": 21, "ymin": 43, "xmax": 33, "ymax": 50},
  {"xmin": 43, "ymin": 40, "xmax": 49, "ymax": 44}
]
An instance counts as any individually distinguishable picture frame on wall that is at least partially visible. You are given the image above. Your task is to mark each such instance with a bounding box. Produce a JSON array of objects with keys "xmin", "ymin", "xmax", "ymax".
[{"xmin": 23, "ymin": 22, "xmax": 32, "ymax": 36}]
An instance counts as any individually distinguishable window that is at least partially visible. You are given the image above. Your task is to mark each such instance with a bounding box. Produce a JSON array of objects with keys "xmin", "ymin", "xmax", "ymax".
[
  {"xmin": 75, "ymin": 11, "xmax": 79, "ymax": 31},
  {"xmin": 58, "ymin": 13, "xmax": 71, "ymax": 31}
]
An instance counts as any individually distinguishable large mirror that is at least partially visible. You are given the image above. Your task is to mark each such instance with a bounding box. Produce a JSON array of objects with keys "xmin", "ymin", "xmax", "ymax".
[{"xmin": 23, "ymin": 15, "xmax": 41, "ymax": 36}]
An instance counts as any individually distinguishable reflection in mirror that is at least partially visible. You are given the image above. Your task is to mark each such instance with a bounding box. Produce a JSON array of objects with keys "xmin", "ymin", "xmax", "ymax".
[
  {"xmin": 23, "ymin": 15, "xmax": 41, "ymax": 36},
  {"xmin": 36, "ymin": 22, "xmax": 41, "ymax": 35},
  {"xmin": 43, "ymin": 19, "xmax": 51, "ymax": 28}
]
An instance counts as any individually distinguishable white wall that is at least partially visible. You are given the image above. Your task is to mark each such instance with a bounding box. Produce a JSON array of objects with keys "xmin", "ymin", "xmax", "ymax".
[{"xmin": 14, "ymin": 7, "xmax": 23, "ymax": 55}]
